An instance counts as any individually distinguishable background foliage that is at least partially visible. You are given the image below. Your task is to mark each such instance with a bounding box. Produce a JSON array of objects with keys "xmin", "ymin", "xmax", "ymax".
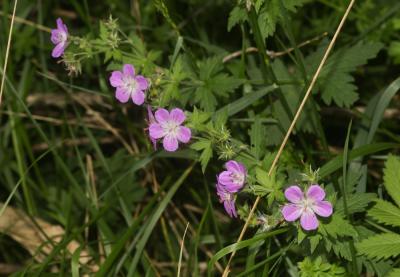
[{"xmin": 0, "ymin": 0, "xmax": 399, "ymax": 276}]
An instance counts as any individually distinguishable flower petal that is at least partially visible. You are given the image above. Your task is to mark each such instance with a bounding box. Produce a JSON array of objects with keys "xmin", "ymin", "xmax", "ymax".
[
  {"xmin": 300, "ymin": 209, "xmax": 319, "ymax": 231},
  {"xmin": 135, "ymin": 76, "xmax": 149, "ymax": 90},
  {"xmin": 147, "ymin": 105, "xmax": 156, "ymax": 124},
  {"xmin": 218, "ymin": 171, "xmax": 232, "ymax": 185},
  {"xmin": 51, "ymin": 30, "xmax": 60, "ymax": 44},
  {"xmin": 170, "ymin": 108, "xmax": 186, "ymax": 125},
  {"xmin": 56, "ymin": 18, "xmax": 67, "ymax": 33},
  {"xmin": 163, "ymin": 134, "xmax": 179, "ymax": 152},
  {"xmin": 223, "ymin": 200, "xmax": 237, "ymax": 218},
  {"xmin": 312, "ymin": 201, "xmax": 333, "ymax": 217},
  {"xmin": 218, "ymin": 171, "xmax": 240, "ymax": 193},
  {"xmin": 149, "ymin": 123, "xmax": 165, "ymax": 139},
  {"xmin": 306, "ymin": 185, "xmax": 325, "ymax": 201},
  {"xmin": 131, "ymin": 90, "xmax": 145, "ymax": 105},
  {"xmin": 123, "ymin": 64, "xmax": 135, "ymax": 77},
  {"xmin": 109, "ymin": 71, "xmax": 123, "ymax": 87},
  {"xmin": 284, "ymin": 186, "xmax": 304, "ymax": 203},
  {"xmin": 281, "ymin": 204, "xmax": 302, "ymax": 221},
  {"xmin": 115, "ymin": 87, "xmax": 130, "ymax": 103},
  {"xmin": 155, "ymin": 109, "xmax": 170, "ymax": 123},
  {"xmin": 51, "ymin": 43, "xmax": 65, "ymax": 58},
  {"xmin": 225, "ymin": 160, "xmax": 246, "ymax": 175},
  {"xmin": 176, "ymin": 126, "xmax": 191, "ymax": 143}
]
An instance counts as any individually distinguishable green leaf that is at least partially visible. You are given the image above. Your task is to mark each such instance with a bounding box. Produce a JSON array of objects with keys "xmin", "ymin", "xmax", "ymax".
[
  {"xmin": 335, "ymin": 193, "xmax": 376, "ymax": 216},
  {"xmin": 126, "ymin": 165, "xmax": 194, "ymax": 275},
  {"xmin": 190, "ymin": 139, "xmax": 213, "ymax": 172},
  {"xmin": 317, "ymin": 42, "xmax": 383, "ymax": 107},
  {"xmin": 383, "ymin": 155, "xmax": 400, "ymax": 207},
  {"xmin": 255, "ymin": 167, "xmax": 271, "ymax": 187},
  {"xmin": 319, "ymin": 143, "xmax": 399, "ymax": 178},
  {"xmin": 215, "ymin": 84, "xmax": 278, "ymax": 118},
  {"xmin": 161, "ymin": 56, "xmax": 188, "ymax": 105},
  {"xmin": 207, "ymin": 228, "xmax": 288, "ymax": 275},
  {"xmin": 257, "ymin": 0, "xmax": 305, "ymax": 39},
  {"xmin": 193, "ymin": 57, "xmax": 242, "ymax": 111},
  {"xmin": 387, "ymin": 269, "xmax": 400, "ymax": 277},
  {"xmin": 357, "ymin": 233, "xmax": 400, "ymax": 260},
  {"xmin": 228, "ymin": 6, "xmax": 247, "ymax": 31},
  {"xmin": 368, "ymin": 199, "xmax": 400, "ymax": 228},
  {"xmin": 319, "ymin": 214, "xmax": 357, "ymax": 239},
  {"xmin": 389, "ymin": 41, "xmax": 400, "ymax": 64}
]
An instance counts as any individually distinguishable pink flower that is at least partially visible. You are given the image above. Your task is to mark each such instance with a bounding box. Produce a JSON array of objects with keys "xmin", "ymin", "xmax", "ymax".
[
  {"xmin": 217, "ymin": 160, "xmax": 246, "ymax": 193},
  {"xmin": 281, "ymin": 185, "xmax": 333, "ymax": 231},
  {"xmin": 216, "ymin": 183, "xmax": 237, "ymax": 218},
  {"xmin": 146, "ymin": 105, "xmax": 157, "ymax": 150},
  {"xmin": 109, "ymin": 64, "xmax": 149, "ymax": 105},
  {"xmin": 149, "ymin": 108, "xmax": 191, "ymax": 152},
  {"xmin": 51, "ymin": 18, "xmax": 68, "ymax": 58}
]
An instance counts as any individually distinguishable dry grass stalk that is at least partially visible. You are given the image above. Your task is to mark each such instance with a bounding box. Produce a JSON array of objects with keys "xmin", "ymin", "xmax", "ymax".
[{"xmin": 0, "ymin": 0, "xmax": 18, "ymax": 107}]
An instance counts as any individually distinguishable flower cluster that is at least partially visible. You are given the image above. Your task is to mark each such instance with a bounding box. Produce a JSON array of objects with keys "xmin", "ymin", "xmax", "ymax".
[
  {"xmin": 51, "ymin": 18, "xmax": 334, "ymax": 232},
  {"xmin": 51, "ymin": 19, "xmax": 191, "ymax": 153},
  {"xmin": 216, "ymin": 161, "xmax": 247, "ymax": 218}
]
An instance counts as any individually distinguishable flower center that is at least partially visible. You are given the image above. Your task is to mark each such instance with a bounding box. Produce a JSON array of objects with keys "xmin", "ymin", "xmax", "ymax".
[
  {"xmin": 163, "ymin": 120, "xmax": 179, "ymax": 136},
  {"xmin": 56, "ymin": 31, "xmax": 67, "ymax": 44},
  {"xmin": 231, "ymin": 172, "xmax": 244, "ymax": 185},
  {"xmin": 301, "ymin": 197, "xmax": 315, "ymax": 211},
  {"xmin": 123, "ymin": 76, "xmax": 137, "ymax": 93}
]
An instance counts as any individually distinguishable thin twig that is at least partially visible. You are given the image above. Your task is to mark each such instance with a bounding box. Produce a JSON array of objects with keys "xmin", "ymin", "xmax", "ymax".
[
  {"xmin": 222, "ymin": 32, "xmax": 328, "ymax": 63},
  {"xmin": 222, "ymin": 1, "xmax": 356, "ymax": 276},
  {"xmin": 0, "ymin": 0, "xmax": 18, "ymax": 107},
  {"xmin": 0, "ymin": 11, "xmax": 51, "ymax": 32}
]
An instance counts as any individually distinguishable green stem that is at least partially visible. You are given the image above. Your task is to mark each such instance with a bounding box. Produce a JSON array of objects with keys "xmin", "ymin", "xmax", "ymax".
[{"xmin": 342, "ymin": 121, "xmax": 358, "ymax": 276}]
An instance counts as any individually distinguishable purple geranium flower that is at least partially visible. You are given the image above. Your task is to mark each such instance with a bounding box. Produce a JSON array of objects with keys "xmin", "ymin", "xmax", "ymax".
[
  {"xmin": 149, "ymin": 108, "xmax": 191, "ymax": 152},
  {"xmin": 281, "ymin": 185, "xmax": 333, "ymax": 231},
  {"xmin": 217, "ymin": 160, "xmax": 246, "ymax": 193},
  {"xmin": 51, "ymin": 18, "xmax": 68, "ymax": 58},
  {"xmin": 216, "ymin": 183, "xmax": 237, "ymax": 218},
  {"xmin": 109, "ymin": 64, "xmax": 149, "ymax": 105},
  {"xmin": 146, "ymin": 105, "xmax": 157, "ymax": 150}
]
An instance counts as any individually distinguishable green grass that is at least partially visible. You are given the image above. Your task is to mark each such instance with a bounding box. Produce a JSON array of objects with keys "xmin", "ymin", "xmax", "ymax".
[{"xmin": 0, "ymin": 0, "xmax": 400, "ymax": 276}]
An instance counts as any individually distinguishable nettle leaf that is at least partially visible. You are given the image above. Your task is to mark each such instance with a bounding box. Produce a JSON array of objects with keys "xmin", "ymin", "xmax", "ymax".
[
  {"xmin": 319, "ymin": 214, "xmax": 357, "ymax": 239},
  {"xmin": 383, "ymin": 155, "xmax": 400, "ymax": 207},
  {"xmin": 357, "ymin": 233, "xmax": 400, "ymax": 260},
  {"xmin": 258, "ymin": 0, "xmax": 305, "ymax": 39},
  {"xmin": 368, "ymin": 199, "xmax": 400, "ymax": 228},
  {"xmin": 335, "ymin": 193, "xmax": 376, "ymax": 216},
  {"xmin": 190, "ymin": 138, "xmax": 213, "ymax": 172},
  {"xmin": 227, "ymin": 6, "xmax": 248, "ymax": 31},
  {"xmin": 316, "ymin": 42, "xmax": 383, "ymax": 107}
]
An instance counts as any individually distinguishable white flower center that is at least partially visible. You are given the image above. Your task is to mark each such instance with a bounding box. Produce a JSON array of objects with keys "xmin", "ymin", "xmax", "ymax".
[
  {"xmin": 163, "ymin": 120, "xmax": 179, "ymax": 137},
  {"xmin": 301, "ymin": 197, "xmax": 315, "ymax": 212},
  {"xmin": 56, "ymin": 31, "xmax": 67, "ymax": 44},
  {"xmin": 232, "ymin": 172, "xmax": 244, "ymax": 185},
  {"xmin": 123, "ymin": 76, "xmax": 137, "ymax": 93}
]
